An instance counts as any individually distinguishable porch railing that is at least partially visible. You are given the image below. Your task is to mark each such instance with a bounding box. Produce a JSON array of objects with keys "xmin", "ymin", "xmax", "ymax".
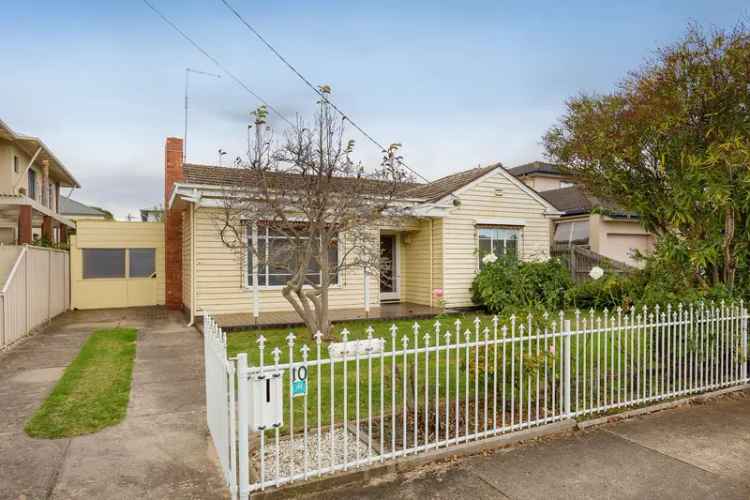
[{"xmin": 205, "ymin": 301, "xmax": 749, "ymax": 499}]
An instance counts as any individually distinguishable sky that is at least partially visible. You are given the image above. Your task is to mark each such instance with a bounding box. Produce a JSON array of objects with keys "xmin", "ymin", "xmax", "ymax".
[{"xmin": 1, "ymin": 1, "xmax": 748, "ymax": 219}]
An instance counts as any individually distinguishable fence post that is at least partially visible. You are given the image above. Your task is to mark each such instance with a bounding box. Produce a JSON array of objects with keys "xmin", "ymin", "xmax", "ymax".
[
  {"xmin": 236, "ymin": 353, "xmax": 250, "ymax": 500},
  {"xmin": 742, "ymin": 303, "xmax": 748, "ymax": 383},
  {"xmin": 568, "ymin": 246, "xmax": 576, "ymax": 282},
  {"xmin": 563, "ymin": 319, "xmax": 572, "ymax": 417}
]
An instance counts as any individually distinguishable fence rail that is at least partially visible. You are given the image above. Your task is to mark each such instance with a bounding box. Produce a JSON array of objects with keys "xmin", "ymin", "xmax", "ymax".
[
  {"xmin": 0, "ymin": 245, "xmax": 70, "ymax": 349},
  {"xmin": 204, "ymin": 301, "xmax": 749, "ymax": 499}
]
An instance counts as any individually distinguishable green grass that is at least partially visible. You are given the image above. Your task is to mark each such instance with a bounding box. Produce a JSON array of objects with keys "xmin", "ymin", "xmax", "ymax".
[
  {"xmin": 228, "ymin": 312, "xmax": 565, "ymax": 431},
  {"xmin": 25, "ymin": 328, "xmax": 137, "ymax": 439}
]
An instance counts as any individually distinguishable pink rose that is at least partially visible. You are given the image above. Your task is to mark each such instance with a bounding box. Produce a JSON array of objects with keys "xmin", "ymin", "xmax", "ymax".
[{"xmin": 433, "ymin": 288, "xmax": 444, "ymax": 298}]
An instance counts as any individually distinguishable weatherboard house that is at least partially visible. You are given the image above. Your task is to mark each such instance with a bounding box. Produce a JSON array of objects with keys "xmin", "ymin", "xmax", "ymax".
[{"xmin": 160, "ymin": 137, "xmax": 560, "ymax": 325}]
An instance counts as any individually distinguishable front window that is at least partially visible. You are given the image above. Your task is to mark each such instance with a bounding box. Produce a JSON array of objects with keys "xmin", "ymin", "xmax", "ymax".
[
  {"xmin": 478, "ymin": 226, "xmax": 521, "ymax": 268},
  {"xmin": 247, "ymin": 225, "xmax": 339, "ymax": 287}
]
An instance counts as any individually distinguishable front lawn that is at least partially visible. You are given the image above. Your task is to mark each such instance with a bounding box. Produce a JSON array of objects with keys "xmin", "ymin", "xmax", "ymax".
[
  {"xmin": 227, "ymin": 309, "xmax": 696, "ymax": 436},
  {"xmin": 227, "ymin": 312, "xmax": 588, "ymax": 432},
  {"xmin": 25, "ymin": 328, "xmax": 137, "ymax": 439}
]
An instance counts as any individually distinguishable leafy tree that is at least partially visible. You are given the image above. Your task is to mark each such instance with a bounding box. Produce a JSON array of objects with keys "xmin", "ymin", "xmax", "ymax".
[
  {"xmin": 544, "ymin": 23, "xmax": 750, "ymax": 290},
  {"xmin": 216, "ymin": 88, "xmax": 411, "ymax": 338}
]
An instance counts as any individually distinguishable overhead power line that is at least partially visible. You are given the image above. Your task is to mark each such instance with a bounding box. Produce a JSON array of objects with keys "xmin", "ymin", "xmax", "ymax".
[
  {"xmin": 218, "ymin": 0, "xmax": 434, "ymax": 185},
  {"xmin": 141, "ymin": 0, "xmax": 294, "ymax": 128}
]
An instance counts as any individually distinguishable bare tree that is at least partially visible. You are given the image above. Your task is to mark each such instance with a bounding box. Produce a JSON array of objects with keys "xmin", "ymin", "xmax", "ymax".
[{"xmin": 217, "ymin": 88, "xmax": 413, "ymax": 338}]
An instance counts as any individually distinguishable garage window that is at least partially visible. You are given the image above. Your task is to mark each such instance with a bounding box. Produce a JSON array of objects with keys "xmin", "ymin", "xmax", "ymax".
[
  {"xmin": 83, "ymin": 249, "xmax": 126, "ymax": 279},
  {"xmin": 129, "ymin": 249, "xmax": 156, "ymax": 278}
]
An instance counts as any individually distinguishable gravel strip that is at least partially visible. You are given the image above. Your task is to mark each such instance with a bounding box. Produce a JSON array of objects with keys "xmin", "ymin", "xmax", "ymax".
[{"xmin": 252, "ymin": 427, "xmax": 379, "ymax": 480}]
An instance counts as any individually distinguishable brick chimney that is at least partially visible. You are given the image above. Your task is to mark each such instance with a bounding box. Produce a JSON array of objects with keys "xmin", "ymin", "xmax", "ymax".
[{"xmin": 164, "ymin": 137, "xmax": 184, "ymax": 309}]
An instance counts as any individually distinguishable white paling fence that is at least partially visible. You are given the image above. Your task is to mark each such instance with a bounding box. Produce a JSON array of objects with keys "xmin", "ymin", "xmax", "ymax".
[
  {"xmin": 0, "ymin": 245, "xmax": 70, "ymax": 349},
  {"xmin": 204, "ymin": 302, "xmax": 749, "ymax": 499},
  {"xmin": 204, "ymin": 316, "xmax": 238, "ymax": 498}
]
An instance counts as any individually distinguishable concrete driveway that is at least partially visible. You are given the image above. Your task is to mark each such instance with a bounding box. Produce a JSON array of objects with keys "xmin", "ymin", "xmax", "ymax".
[
  {"xmin": 0, "ymin": 308, "xmax": 227, "ymax": 500},
  {"xmin": 312, "ymin": 391, "xmax": 750, "ymax": 500}
]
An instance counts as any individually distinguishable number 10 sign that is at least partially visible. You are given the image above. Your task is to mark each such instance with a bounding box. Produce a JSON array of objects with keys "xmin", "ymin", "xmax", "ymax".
[{"xmin": 291, "ymin": 366, "xmax": 307, "ymax": 397}]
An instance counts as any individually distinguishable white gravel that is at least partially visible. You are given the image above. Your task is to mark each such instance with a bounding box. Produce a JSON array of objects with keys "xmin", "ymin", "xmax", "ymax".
[{"xmin": 252, "ymin": 426, "xmax": 379, "ymax": 480}]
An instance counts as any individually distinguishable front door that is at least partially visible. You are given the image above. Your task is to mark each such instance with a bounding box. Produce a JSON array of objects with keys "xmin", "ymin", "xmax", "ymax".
[{"xmin": 380, "ymin": 234, "xmax": 399, "ymax": 302}]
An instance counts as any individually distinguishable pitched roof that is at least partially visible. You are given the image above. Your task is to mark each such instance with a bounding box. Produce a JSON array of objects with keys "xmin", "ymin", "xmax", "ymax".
[
  {"xmin": 182, "ymin": 163, "xmax": 421, "ymax": 196},
  {"xmin": 60, "ymin": 197, "xmax": 108, "ymax": 217},
  {"xmin": 179, "ymin": 162, "xmax": 546, "ymax": 208},
  {"xmin": 0, "ymin": 117, "xmax": 80, "ymax": 188},
  {"xmin": 539, "ymin": 186, "xmax": 636, "ymax": 218},
  {"xmin": 508, "ymin": 161, "xmax": 563, "ymax": 177},
  {"xmin": 402, "ymin": 164, "xmax": 501, "ymax": 203}
]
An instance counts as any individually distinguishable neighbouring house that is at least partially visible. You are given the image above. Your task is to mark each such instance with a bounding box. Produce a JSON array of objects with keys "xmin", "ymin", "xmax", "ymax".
[
  {"xmin": 163, "ymin": 137, "xmax": 560, "ymax": 324},
  {"xmin": 539, "ymin": 185, "xmax": 655, "ymax": 267},
  {"xmin": 140, "ymin": 208, "xmax": 163, "ymax": 222},
  {"xmin": 0, "ymin": 118, "xmax": 78, "ymax": 347},
  {"xmin": 508, "ymin": 161, "xmax": 576, "ymax": 192},
  {"xmin": 0, "ymin": 118, "xmax": 78, "ymax": 244},
  {"xmin": 60, "ymin": 196, "xmax": 110, "ymax": 222}
]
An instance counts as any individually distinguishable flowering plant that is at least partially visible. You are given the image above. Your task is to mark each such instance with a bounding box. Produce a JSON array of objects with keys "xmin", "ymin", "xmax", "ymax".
[
  {"xmin": 589, "ymin": 266, "xmax": 604, "ymax": 280},
  {"xmin": 482, "ymin": 253, "xmax": 498, "ymax": 265}
]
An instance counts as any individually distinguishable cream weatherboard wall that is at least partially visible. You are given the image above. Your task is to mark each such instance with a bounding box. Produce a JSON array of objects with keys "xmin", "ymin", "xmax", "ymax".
[
  {"xmin": 71, "ymin": 221, "xmax": 165, "ymax": 309},
  {"xmin": 401, "ymin": 218, "xmax": 443, "ymax": 307},
  {"xmin": 441, "ymin": 169, "xmax": 553, "ymax": 308},
  {"xmin": 187, "ymin": 208, "xmax": 380, "ymax": 316}
]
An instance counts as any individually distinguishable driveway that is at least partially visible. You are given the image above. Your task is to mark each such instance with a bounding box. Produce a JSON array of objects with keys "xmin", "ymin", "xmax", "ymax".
[
  {"xmin": 0, "ymin": 308, "xmax": 227, "ymax": 500},
  {"xmin": 311, "ymin": 390, "xmax": 750, "ymax": 500}
]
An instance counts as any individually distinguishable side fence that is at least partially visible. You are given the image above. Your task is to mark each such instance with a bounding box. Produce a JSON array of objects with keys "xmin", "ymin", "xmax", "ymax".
[
  {"xmin": 205, "ymin": 302, "xmax": 749, "ymax": 499},
  {"xmin": 0, "ymin": 245, "xmax": 70, "ymax": 349},
  {"xmin": 551, "ymin": 244, "xmax": 634, "ymax": 282}
]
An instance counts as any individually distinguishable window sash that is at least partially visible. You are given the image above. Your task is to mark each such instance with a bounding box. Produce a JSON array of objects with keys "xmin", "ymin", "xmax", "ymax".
[
  {"xmin": 247, "ymin": 225, "xmax": 339, "ymax": 287},
  {"xmin": 129, "ymin": 248, "xmax": 156, "ymax": 278},
  {"xmin": 83, "ymin": 249, "xmax": 126, "ymax": 279},
  {"xmin": 478, "ymin": 226, "xmax": 521, "ymax": 268}
]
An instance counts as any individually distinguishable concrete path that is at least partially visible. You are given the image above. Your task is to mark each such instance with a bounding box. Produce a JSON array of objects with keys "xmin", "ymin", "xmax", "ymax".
[
  {"xmin": 309, "ymin": 391, "xmax": 750, "ymax": 500},
  {"xmin": 0, "ymin": 308, "xmax": 227, "ymax": 500}
]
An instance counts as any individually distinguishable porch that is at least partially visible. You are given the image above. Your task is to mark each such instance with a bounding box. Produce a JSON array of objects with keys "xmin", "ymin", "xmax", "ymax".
[
  {"xmin": 0, "ymin": 194, "xmax": 74, "ymax": 245},
  {"xmin": 207, "ymin": 301, "xmax": 445, "ymax": 331}
]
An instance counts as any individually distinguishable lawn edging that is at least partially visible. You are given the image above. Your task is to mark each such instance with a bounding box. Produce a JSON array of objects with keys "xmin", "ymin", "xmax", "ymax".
[{"xmin": 24, "ymin": 327, "xmax": 138, "ymax": 439}]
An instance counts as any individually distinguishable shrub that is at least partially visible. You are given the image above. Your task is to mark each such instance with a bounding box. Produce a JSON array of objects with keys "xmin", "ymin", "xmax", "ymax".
[{"xmin": 471, "ymin": 256, "xmax": 573, "ymax": 314}]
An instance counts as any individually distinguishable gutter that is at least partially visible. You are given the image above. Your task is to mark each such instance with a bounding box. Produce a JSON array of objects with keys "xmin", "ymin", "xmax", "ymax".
[{"xmin": 187, "ymin": 203, "xmax": 197, "ymax": 327}]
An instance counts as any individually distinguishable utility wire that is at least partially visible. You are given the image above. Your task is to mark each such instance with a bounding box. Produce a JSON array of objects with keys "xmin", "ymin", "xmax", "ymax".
[
  {"xmin": 218, "ymin": 0, "xmax": 434, "ymax": 185},
  {"xmin": 141, "ymin": 0, "xmax": 294, "ymax": 128}
]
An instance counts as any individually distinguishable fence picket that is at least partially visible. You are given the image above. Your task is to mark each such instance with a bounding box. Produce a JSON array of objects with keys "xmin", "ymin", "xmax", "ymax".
[{"xmin": 204, "ymin": 302, "xmax": 750, "ymax": 495}]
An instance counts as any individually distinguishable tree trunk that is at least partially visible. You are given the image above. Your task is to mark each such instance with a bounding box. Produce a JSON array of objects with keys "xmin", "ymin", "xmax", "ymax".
[{"xmin": 722, "ymin": 206, "xmax": 736, "ymax": 289}]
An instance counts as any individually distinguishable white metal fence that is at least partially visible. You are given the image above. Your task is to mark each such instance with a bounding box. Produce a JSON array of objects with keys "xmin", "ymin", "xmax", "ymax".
[
  {"xmin": 204, "ymin": 302, "xmax": 749, "ymax": 499},
  {"xmin": 0, "ymin": 245, "xmax": 70, "ymax": 349},
  {"xmin": 204, "ymin": 316, "xmax": 238, "ymax": 498}
]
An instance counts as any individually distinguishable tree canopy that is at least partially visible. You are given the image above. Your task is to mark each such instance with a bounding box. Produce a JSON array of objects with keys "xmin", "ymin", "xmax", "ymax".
[{"xmin": 544, "ymin": 23, "xmax": 750, "ymax": 291}]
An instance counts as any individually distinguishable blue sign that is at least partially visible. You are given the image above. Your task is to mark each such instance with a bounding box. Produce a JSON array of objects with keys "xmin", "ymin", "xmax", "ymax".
[{"xmin": 292, "ymin": 380, "xmax": 307, "ymax": 397}]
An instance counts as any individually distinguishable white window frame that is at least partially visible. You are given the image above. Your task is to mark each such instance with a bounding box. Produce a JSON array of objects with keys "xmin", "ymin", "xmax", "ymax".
[
  {"xmin": 243, "ymin": 223, "xmax": 342, "ymax": 290},
  {"xmin": 476, "ymin": 225, "xmax": 523, "ymax": 270}
]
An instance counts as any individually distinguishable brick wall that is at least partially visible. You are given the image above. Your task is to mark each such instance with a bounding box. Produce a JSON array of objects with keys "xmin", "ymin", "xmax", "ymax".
[{"xmin": 164, "ymin": 137, "xmax": 184, "ymax": 309}]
